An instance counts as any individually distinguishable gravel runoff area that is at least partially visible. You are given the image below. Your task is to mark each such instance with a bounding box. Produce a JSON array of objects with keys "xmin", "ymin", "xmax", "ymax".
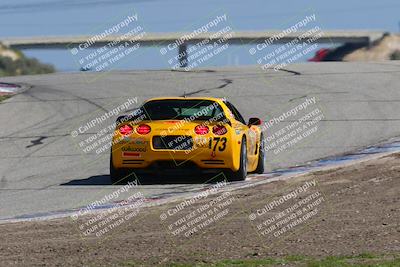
[{"xmin": 1, "ymin": 153, "xmax": 399, "ymax": 267}]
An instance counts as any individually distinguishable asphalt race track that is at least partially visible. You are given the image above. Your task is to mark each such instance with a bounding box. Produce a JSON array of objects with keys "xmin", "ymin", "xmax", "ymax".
[{"xmin": 1, "ymin": 62, "xmax": 400, "ymax": 220}]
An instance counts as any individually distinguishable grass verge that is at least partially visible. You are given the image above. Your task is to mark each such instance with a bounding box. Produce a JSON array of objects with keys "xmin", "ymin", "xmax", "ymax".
[
  {"xmin": 123, "ymin": 254, "xmax": 400, "ymax": 267},
  {"xmin": 0, "ymin": 94, "xmax": 11, "ymax": 102}
]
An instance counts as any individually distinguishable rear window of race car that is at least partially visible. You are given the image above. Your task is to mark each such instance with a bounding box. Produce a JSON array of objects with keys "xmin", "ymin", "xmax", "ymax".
[{"xmin": 140, "ymin": 99, "xmax": 226, "ymax": 121}]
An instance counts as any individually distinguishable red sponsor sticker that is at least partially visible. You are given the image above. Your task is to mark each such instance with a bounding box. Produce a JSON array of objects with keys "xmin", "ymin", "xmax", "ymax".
[{"xmin": 122, "ymin": 152, "xmax": 141, "ymax": 157}]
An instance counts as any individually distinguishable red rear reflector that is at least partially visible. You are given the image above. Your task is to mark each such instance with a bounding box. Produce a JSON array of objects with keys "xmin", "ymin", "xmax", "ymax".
[
  {"xmin": 123, "ymin": 152, "xmax": 140, "ymax": 157},
  {"xmin": 119, "ymin": 125, "xmax": 133, "ymax": 135},
  {"xmin": 136, "ymin": 124, "xmax": 151, "ymax": 135},
  {"xmin": 212, "ymin": 125, "xmax": 227, "ymax": 135},
  {"xmin": 195, "ymin": 125, "xmax": 209, "ymax": 135}
]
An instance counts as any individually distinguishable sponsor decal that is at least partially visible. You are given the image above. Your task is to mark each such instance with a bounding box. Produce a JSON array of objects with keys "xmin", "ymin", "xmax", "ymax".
[
  {"xmin": 194, "ymin": 136, "xmax": 210, "ymax": 148},
  {"xmin": 121, "ymin": 136, "xmax": 131, "ymax": 142},
  {"xmin": 130, "ymin": 138, "xmax": 148, "ymax": 145},
  {"xmin": 119, "ymin": 137, "xmax": 148, "ymax": 144},
  {"xmin": 121, "ymin": 146, "xmax": 146, "ymax": 152},
  {"xmin": 122, "ymin": 152, "xmax": 141, "ymax": 157},
  {"xmin": 249, "ymin": 129, "xmax": 257, "ymax": 153}
]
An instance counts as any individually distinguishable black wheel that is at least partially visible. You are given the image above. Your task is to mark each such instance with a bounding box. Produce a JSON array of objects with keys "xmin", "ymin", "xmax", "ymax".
[
  {"xmin": 228, "ymin": 138, "xmax": 247, "ymax": 181},
  {"xmin": 110, "ymin": 154, "xmax": 128, "ymax": 184},
  {"xmin": 254, "ymin": 134, "xmax": 265, "ymax": 174}
]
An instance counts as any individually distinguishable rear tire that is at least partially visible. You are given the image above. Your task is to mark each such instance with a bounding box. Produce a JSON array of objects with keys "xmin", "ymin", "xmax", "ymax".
[
  {"xmin": 227, "ymin": 138, "xmax": 247, "ymax": 181},
  {"xmin": 254, "ymin": 134, "xmax": 265, "ymax": 174}
]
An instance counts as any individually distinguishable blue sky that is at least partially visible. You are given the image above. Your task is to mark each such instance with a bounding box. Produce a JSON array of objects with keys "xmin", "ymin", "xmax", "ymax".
[{"xmin": 0, "ymin": 0, "xmax": 399, "ymax": 37}]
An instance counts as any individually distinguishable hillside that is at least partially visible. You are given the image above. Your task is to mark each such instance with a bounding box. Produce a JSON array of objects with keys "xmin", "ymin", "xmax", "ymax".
[{"xmin": 0, "ymin": 42, "xmax": 55, "ymax": 77}]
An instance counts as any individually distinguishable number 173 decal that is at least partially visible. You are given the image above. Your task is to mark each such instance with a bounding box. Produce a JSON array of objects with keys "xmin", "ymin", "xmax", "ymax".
[{"xmin": 208, "ymin": 137, "xmax": 227, "ymax": 151}]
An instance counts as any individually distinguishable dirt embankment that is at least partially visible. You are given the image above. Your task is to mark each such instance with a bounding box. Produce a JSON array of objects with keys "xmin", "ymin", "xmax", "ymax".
[
  {"xmin": 344, "ymin": 34, "xmax": 400, "ymax": 61},
  {"xmin": 314, "ymin": 34, "xmax": 400, "ymax": 62},
  {"xmin": 0, "ymin": 42, "xmax": 55, "ymax": 77},
  {"xmin": 0, "ymin": 43, "xmax": 20, "ymax": 61},
  {"xmin": 0, "ymin": 153, "xmax": 399, "ymax": 266}
]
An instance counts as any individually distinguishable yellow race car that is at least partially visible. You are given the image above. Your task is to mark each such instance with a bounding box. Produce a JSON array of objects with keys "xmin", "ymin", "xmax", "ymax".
[{"xmin": 110, "ymin": 97, "xmax": 265, "ymax": 183}]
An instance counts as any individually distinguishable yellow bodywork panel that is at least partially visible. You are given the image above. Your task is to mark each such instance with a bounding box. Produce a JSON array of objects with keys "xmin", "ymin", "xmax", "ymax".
[{"xmin": 111, "ymin": 97, "xmax": 262, "ymax": 173}]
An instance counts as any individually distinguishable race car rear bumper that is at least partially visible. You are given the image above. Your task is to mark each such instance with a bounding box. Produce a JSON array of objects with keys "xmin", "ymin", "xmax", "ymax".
[
  {"xmin": 111, "ymin": 144, "xmax": 236, "ymax": 171},
  {"xmin": 122, "ymin": 159, "xmax": 230, "ymax": 176}
]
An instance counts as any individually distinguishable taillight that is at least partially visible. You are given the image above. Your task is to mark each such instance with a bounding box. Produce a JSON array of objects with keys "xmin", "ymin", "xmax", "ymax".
[
  {"xmin": 212, "ymin": 125, "xmax": 227, "ymax": 135},
  {"xmin": 119, "ymin": 125, "xmax": 133, "ymax": 135},
  {"xmin": 136, "ymin": 124, "xmax": 151, "ymax": 135},
  {"xmin": 194, "ymin": 125, "xmax": 209, "ymax": 135}
]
